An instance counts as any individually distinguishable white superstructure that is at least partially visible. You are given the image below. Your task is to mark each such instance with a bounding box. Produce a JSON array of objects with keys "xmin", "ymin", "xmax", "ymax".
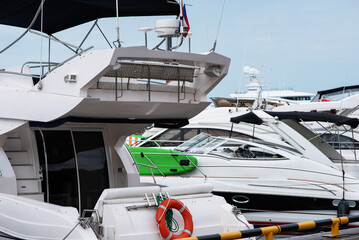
[{"xmin": 229, "ymin": 66, "xmax": 314, "ymax": 105}]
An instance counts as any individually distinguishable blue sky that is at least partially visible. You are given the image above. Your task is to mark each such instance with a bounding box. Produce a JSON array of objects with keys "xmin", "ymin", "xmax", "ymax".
[{"xmin": 0, "ymin": 0, "xmax": 358, "ymax": 98}]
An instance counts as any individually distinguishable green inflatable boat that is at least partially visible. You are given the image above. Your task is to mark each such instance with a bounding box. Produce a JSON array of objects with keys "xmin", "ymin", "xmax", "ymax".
[{"xmin": 129, "ymin": 147, "xmax": 198, "ymax": 176}]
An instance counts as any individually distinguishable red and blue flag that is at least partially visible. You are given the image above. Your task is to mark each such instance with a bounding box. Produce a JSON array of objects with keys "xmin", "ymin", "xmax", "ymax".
[{"xmin": 179, "ymin": 0, "xmax": 190, "ymax": 37}]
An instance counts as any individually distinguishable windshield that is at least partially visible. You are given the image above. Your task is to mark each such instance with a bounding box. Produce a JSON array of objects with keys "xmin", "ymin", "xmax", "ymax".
[
  {"xmin": 209, "ymin": 140, "xmax": 285, "ymax": 159},
  {"xmin": 140, "ymin": 127, "xmax": 256, "ymax": 147},
  {"xmin": 176, "ymin": 133, "xmax": 287, "ymax": 159},
  {"xmin": 320, "ymin": 133, "xmax": 359, "ymax": 150},
  {"xmin": 311, "ymin": 86, "xmax": 359, "ymax": 102},
  {"xmin": 175, "ymin": 133, "xmax": 223, "ymax": 153}
]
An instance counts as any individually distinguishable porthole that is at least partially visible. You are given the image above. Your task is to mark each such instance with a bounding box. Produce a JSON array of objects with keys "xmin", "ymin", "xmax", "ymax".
[{"xmin": 232, "ymin": 195, "xmax": 250, "ymax": 204}]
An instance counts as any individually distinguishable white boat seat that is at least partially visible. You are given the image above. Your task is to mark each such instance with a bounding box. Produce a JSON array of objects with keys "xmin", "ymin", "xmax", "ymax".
[
  {"xmin": 98, "ymin": 186, "xmax": 160, "ymax": 200},
  {"xmin": 160, "ymin": 183, "xmax": 214, "ymax": 196}
]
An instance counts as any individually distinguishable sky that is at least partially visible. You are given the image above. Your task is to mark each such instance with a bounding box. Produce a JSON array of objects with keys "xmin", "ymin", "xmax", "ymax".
[{"xmin": 0, "ymin": 0, "xmax": 358, "ymax": 99}]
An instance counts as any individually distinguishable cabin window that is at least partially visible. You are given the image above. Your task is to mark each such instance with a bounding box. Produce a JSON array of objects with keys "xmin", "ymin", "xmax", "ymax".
[
  {"xmin": 320, "ymin": 133, "xmax": 359, "ymax": 150},
  {"xmin": 34, "ymin": 129, "xmax": 109, "ymax": 212},
  {"xmin": 282, "ymin": 96, "xmax": 312, "ymax": 101}
]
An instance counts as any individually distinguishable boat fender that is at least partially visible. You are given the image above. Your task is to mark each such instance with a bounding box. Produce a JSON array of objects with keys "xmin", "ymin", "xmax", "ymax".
[
  {"xmin": 337, "ymin": 199, "xmax": 350, "ymax": 217},
  {"xmin": 156, "ymin": 198, "xmax": 193, "ymax": 239}
]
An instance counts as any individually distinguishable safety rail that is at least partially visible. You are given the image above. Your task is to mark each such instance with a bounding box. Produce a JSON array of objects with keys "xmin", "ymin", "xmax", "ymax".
[
  {"xmin": 96, "ymin": 77, "xmax": 194, "ymax": 103},
  {"xmin": 138, "ymin": 139, "xmax": 186, "ymax": 147},
  {"xmin": 0, "ymin": 47, "xmax": 93, "ymax": 81},
  {"xmin": 21, "ymin": 61, "xmax": 60, "ymax": 73},
  {"xmin": 98, "ymin": 60, "xmax": 198, "ymax": 102},
  {"xmin": 178, "ymin": 215, "xmax": 359, "ymax": 240}
]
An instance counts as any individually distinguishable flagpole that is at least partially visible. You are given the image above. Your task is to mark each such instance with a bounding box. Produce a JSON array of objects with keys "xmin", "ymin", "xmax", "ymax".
[
  {"xmin": 115, "ymin": 0, "xmax": 121, "ymax": 47},
  {"xmin": 180, "ymin": 0, "xmax": 184, "ymax": 19},
  {"xmin": 179, "ymin": 0, "xmax": 184, "ymax": 34}
]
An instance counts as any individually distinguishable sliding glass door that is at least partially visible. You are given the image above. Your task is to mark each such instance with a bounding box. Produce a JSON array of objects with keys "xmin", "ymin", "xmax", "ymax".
[{"xmin": 35, "ymin": 129, "xmax": 109, "ymax": 212}]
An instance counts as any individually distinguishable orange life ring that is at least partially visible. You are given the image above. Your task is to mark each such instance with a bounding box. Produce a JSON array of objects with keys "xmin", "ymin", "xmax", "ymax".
[{"xmin": 156, "ymin": 198, "xmax": 193, "ymax": 239}]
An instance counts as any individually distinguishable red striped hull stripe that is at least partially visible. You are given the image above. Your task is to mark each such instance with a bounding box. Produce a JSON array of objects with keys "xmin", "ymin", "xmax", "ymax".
[{"xmin": 142, "ymin": 176, "xmax": 345, "ymax": 189}]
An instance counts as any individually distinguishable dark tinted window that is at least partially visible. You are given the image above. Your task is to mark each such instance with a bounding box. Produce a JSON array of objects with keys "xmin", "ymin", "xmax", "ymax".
[
  {"xmin": 320, "ymin": 133, "xmax": 359, "ymax": 149},
  {"xmin": 282, "ymin": 96, "xmax": 311, "ymax": 101},
  {"xmin": 35, "ymin": 130, "xmax": 109, "ymax": 212},
  {"xmin": 35, "ymin": 130, "xmax": 79, "ymax": 208},
  {"xmin": 73, "ymin": 131, "xmax": 109, "ymax": 210}
]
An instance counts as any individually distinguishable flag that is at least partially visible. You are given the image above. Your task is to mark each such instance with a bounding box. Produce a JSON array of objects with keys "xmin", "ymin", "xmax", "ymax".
[{"xmin": 179, "ymin": 0, "xmax": 190, "ymax": 37}]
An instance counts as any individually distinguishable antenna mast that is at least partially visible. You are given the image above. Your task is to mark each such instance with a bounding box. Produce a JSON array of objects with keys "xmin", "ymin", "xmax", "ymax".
[
  {"xmin": 115, "ymin": 0, "xmax": 121, "ymax": 47},
  {"xmin": 210, "ymin": 0, "xmax": 226, "ymax": 52}
]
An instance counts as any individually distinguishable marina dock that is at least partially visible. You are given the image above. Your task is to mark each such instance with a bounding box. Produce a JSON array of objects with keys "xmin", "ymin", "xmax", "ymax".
[
  {"xmin": 179, "ymin": 215, "xmax": 359, "ymax": 240},
  {"xmin": 283, "ymin": 228, "xmax": 359, "ymax": 240}
]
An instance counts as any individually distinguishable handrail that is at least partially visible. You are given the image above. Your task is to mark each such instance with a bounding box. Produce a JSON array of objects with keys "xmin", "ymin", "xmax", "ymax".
[
  {"xmin": 47, "ymin": 46, "xmax": 93, "ymax": 75},
  {"xmin": 179, "ymin": 215, "xmax": 359, "ymax": 240},
  {"xmin": 21, "ymin": 61, "xmax": 59, "ymax": 73},
  {"xmin": 132, "ymin": 152, "xmax": 193, "ymax": 156},
  {"xmin": 136, "ymin": 162, "xmax": 163, "ymax": 183},
  {"xmin": 0, "ymin": 48, "xmax": 92, "ymax": 81},
  {"xmin": 134, "ymin": 152, "xmax": 166, "ymax": 177},
  {"xmin": 0, "ymin": 61, "xmax": 58, "ymax": 79},
  {"xmin": 140, "ymin": 139, "xmax": 185, "ymax": 146},
  {"xmin": 184, "ymin": 154, "xmax": 207, "ymax": 178}
]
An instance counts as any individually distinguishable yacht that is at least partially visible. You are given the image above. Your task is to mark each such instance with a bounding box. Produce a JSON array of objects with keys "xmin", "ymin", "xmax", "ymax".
[
  {"xmin": 137, "ymin": 106, "xmax": 284, "ymax": 148},
  {"xmin": 274, "ymin": 85, "xmax": 359, "ymax": 160},
  {"xmin": 137, "ymin": 104, "xmax": 359, "ymax": 177},
  {"xmin": 137, "ymin": 111, "xmax": 359, "ymax": 226},
  {"xmin": 212, "ymin": 66, "xmax": 314, "ymax": 109},
  {"xmin": 276, "ymin": 85, "xmax": 359, "ymax": 115},
  {"xmin": 0, "ymin": 1, "xmax": 253, "ymax": 239},
  {"xmin": 139, "ymin": 84, "xmax": 359, "ymax": 161}
]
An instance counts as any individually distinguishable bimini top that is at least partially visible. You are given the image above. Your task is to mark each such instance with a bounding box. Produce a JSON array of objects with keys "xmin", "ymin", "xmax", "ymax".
[
  {"xmin": 231, "ymin": 111, "xmax": 359, "ymax": 129},
  {"xmin": 0, "ymin": 0, "xmax": 179, "ymax": 34}
]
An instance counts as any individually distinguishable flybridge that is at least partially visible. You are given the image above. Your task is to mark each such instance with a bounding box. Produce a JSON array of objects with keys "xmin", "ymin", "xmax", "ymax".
[{"xmin": 0, "ymin": 0, "xmax": 230, "ymax": 124}]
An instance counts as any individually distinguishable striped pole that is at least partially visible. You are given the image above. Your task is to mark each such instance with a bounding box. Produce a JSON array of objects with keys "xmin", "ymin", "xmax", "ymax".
[{"xmin": 179, "ymin": 215, "xmax": 359, "ymax": 240}]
